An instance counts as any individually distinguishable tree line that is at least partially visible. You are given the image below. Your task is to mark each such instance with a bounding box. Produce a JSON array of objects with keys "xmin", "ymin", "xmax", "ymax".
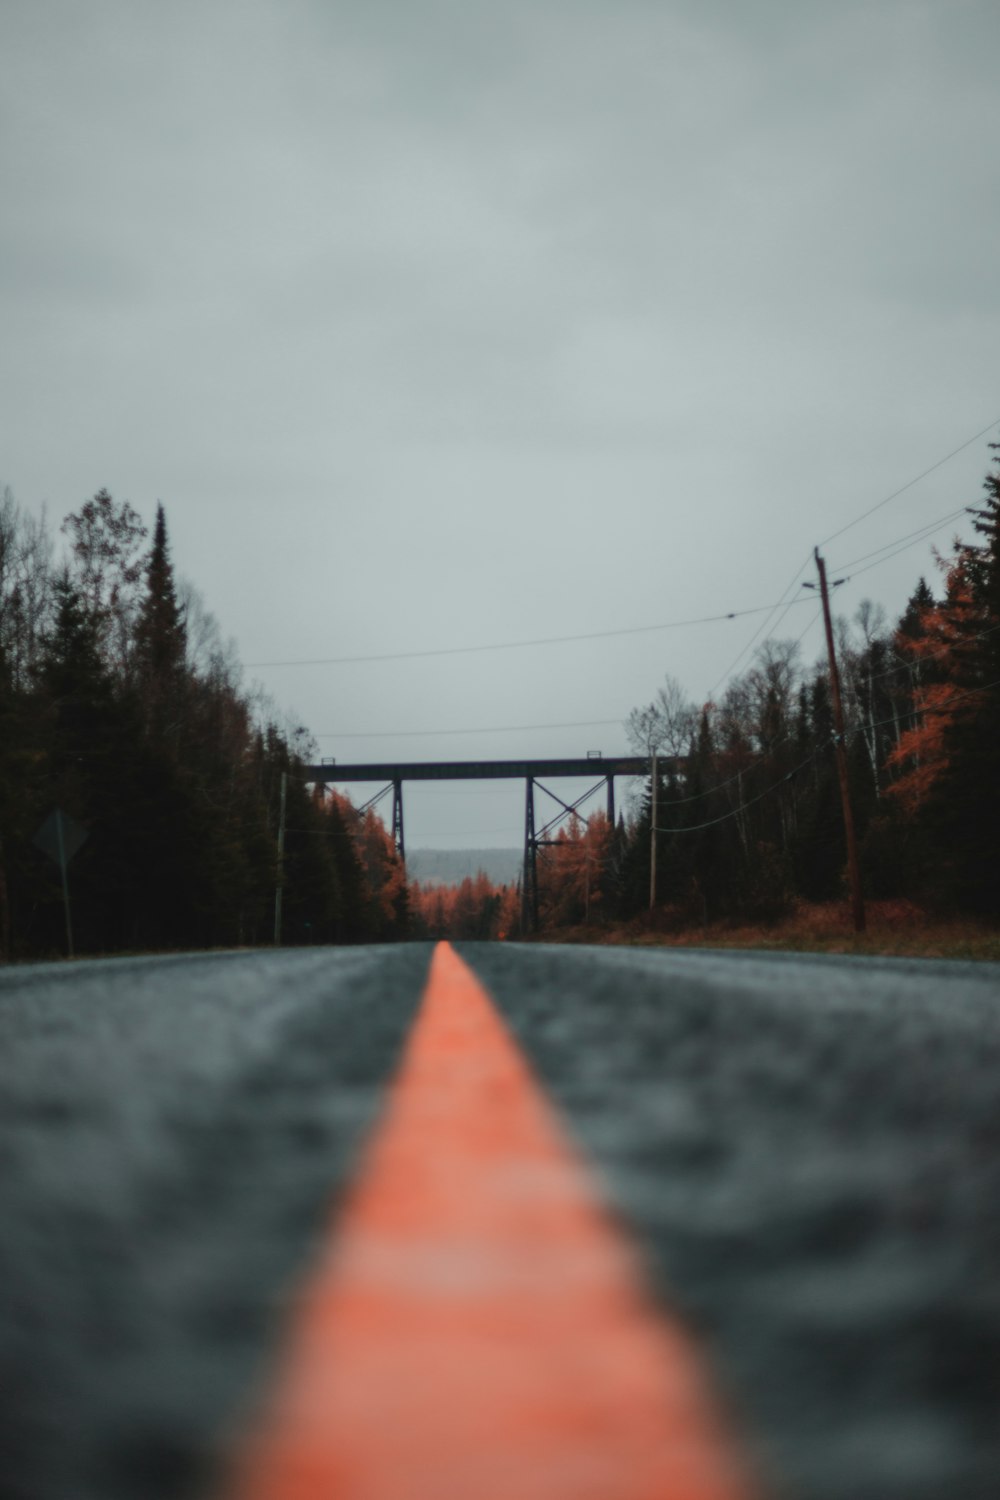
[
  {"xmin": 4, "ymin": 447, "xmax": 998, "ymax": 955},
  {"xmin": 0, "ymin": 489, "xmax": 409, "ymax": 960},
  {"xmin": 415, "ymin": 444, "xmax": 1000, "ymax": 937},
  {"xmin": 617, "ymin": 445, "xmax": 1000, "ymax": 927}
]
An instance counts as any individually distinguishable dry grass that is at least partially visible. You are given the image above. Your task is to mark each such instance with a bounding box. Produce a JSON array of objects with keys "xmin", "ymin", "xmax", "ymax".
[{"xmin": 543, "ymin": 900, "xmax": 1000, "ymax": 962}]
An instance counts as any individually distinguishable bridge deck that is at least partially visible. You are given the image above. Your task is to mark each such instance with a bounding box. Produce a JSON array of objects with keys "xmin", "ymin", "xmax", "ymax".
[{"xmin": 304, "ymin": 757, "xmax": 654, "ymax": 783}]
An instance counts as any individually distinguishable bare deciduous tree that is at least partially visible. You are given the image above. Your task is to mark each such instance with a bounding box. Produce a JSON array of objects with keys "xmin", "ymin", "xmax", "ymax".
[
  {"xmin": 625, "ymin": 674, "xmax": 695, "ymax": 758},
  {"xmin": 61, "ymin": 489, "xmax": 148, "ymax": 676},
  {"xmin": 0, "ymin": 486, "xmax": 53, "ymax": 689}
]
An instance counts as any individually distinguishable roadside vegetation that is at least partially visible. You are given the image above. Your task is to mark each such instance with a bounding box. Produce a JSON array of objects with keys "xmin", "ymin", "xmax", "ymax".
[
  {"xmin": 539, "ymin": 902, "xmax": 1000, "ymax": 963},
  {"xmin": 413, "ymin": 445, "xmax": 1000, "ymax": 955},
  {"xmin": 0, "ymin": 490, "xmax": 408, "ymax": 959},
  {"xmin": 3, "ymin": 444, "xmax": 998, "ymax": 960}
]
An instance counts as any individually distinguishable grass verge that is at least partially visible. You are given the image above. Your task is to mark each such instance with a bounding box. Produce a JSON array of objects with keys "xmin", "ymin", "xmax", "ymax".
[{"xmin": 541, "ymin": 900, "xmax": 1000, "ymax": 962}]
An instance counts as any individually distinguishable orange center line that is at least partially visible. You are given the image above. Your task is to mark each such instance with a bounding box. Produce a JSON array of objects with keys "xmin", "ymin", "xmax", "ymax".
[{"xmin": 227, "ymin": 941, "xmax": 754, "ymax": 1500}]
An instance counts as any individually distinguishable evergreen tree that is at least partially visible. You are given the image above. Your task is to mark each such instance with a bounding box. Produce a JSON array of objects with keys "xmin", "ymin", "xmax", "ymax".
[
  {"xmin": 134, "ymin": 504, "xmax": 186, "ymax": 742},
  {"xmin": 897, "ymin": 576, "xmax": 935, "ymax": 643},
  {"xmin": 919, "ymin": 447, "xmax": 1000, "ymax": 911},
  {"xmin": 325, "ymin": 792, "xmax": 367, "ymax": 939},
  {"xmin": 31, "ymin": 575, "xmax": 149, "ymax": 952},
  {"xmin": 682, "ymin": 707, "xmax": 725, "ymax": 923}
]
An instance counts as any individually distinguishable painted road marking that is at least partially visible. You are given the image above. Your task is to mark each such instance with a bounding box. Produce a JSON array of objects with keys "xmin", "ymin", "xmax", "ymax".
[{"xmin": 228, "ymin": 941, "xmax": 754, "ymax": 1499}]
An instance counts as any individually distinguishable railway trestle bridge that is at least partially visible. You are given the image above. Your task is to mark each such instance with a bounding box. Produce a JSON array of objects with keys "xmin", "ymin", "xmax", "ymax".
[{"xmin": 304, "ymin": 757, "xmax": 663, "ymax": 932}]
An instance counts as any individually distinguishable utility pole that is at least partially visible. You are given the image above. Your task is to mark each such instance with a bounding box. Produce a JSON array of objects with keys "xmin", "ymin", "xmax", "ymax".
[
  {"xmin": 813, "ymin": 549, "xmax": 866, "ymax": 933},
  {"xmin": 649, "ymin": 752, "xmax": 658, "ymax": 911},
  {"xmin": 56, "ymin": 810, "xmax": 74, "ymax": 960},
  {"xmin": 274, "ymin": 771, "xmax": 287, "ymax": 945}
]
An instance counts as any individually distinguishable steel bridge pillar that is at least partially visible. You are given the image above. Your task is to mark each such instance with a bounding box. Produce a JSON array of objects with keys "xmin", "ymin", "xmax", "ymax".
[
  {"xmin": 391, "ymin": 779, "xmax": 405, "ymax": 864},
  {"xmin": 606, "ymin": 774, "xmax": 615, "ymax": 826},
  {"xmin": 521, "ymin": 776, "xmax": 538, "ymax": 935}
]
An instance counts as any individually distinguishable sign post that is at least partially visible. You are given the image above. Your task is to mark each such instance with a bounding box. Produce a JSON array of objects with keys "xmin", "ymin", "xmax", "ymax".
[{"xmin": 32, "ymin": 809, "xmax": 88, "ymax": 958}]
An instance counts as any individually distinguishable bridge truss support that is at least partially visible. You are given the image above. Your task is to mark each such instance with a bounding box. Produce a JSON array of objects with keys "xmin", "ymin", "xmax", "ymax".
[
  {"xmin": 352, "ymin": 781, "xmax": 406, "ymax": 866},
  {"xmin": 303, "ymin": 757, "xmax": 656, "ymax": 938},
  {"xmin": 520, "ymin": 773, "xmax": 620, "ymax": 936},
  {"xmin": 391, "ymin": 779, "xmax": 405, "ymax": 864},
  {"xmin": 521, "ymin": 778, "xmax": 537, "ymax": 936}
]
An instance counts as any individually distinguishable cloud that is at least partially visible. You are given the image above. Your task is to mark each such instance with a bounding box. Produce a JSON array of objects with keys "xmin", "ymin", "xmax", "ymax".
[{"xmin": 2, "ymin": 0, "xmax": 999, "ymax": 844}]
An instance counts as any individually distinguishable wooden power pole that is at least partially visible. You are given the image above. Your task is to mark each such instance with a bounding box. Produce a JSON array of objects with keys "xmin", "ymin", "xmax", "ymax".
[{"xmin": 814, "ymin": 548, "xmax": 866, "ymax": 934}]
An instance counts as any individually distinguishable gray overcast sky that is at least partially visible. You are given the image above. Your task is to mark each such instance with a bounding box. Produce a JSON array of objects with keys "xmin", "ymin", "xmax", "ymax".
[{"xmin": 3, "ymin": 0, "xmax": 999, "ymax": 847}]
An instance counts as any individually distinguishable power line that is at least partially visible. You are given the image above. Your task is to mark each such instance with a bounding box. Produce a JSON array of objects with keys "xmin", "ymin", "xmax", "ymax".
[
  {"xmin": 245, "ymin": 420, "xmax": 997, "ymax": 715},
  {"xmin": 846, "ymin": 544, "xmax": 944, "ymax": 586},
  {"xmin": 653, "ymin": 746, "xmax": 824, "ymax": 834},
  {"xmin": 308, "ymin": 616, "xmax": 1000, "ymax": 790},
  {"xmin": 866, "ymin": 675, "xmax": 1000, "ymax": 729},
  {"xmin": 792, "ymin": 604, "xmax": 824, "ymax": 653},
  {"xmin": 787, "ymin": 602, "xmax": 1000, "ymax": 693},
  {"xmin": 836, "ymin": 519, "xmax": 972, "ymax": 584},
  {"xmin": 704, "ymin": 551, "xmax": 816, "ymax": 702},
  {"xmin": 834, "ymin": 619, "xmax": 1000, "ymax": 692},
  {"xmin": 703, "ymin": 423, "xmax": 997, "ymax": 707},
  {"xmin": 314, "ymin": 717, "xmax": 625, "ymax": 739},
  {"xmin": 649, "ymin": 646, "xmax": 1000, "ymax": 825},
  {"xmin": 633, "ymin": 614, "xmax": 1000, "ymax": 812},
  {"xmin": 313, "ymin": 678, "xmax": 1000, "ymax": 843},
  {"xmin": 644, "ymin": 736, "xmax": 800, "ymax": 807},
  {"xmin": 708, "ymin": 501, "xmax": 974, "ymax": 707},
  {"xmin": 831, "ymin": 504, "xmax": 970, "ymax": 573},
  {"xmin": 706, "ymin": 495, "xmax": 973, "ymax": 703},
  {"xmin": 652, "ymin": 673, "xmax": 1000, "ymax": 835},
  {"xmin": 244, "ymin": 597, "xmax": 814, "ymax": 670},
  {"xmin": 818, "ymin": 415, "xmax": 1000, "ymax": 549}
]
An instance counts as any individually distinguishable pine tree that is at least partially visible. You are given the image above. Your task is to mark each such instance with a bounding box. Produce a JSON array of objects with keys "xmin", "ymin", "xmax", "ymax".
[
  {"xmin": 39, "ymin": 572, "xmax": 108, "ymax": 710},
  {"xmin": 920, "ymin": 446, "xmax": 1000, "ymax": 911},
  {"xmin": 680, "ymin": 707, "xmax": 722, "ymax": 923},
  {"xmin": 32, "ymin": 574, "xmax": 155, "ymax": 953},
  {"xmin": 881, "ymin": 448, "xmax": 1000, "ymax": 911},
  {"xmin": 134, "ymin": 504, "xmax": 186, "ymax": 742},
  {"xmin": 897, "ymin": 576, "xmax": 935, "ymax": 643}
]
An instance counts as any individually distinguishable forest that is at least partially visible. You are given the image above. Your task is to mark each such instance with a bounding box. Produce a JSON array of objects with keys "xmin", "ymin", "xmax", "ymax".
[
  {"xmin": 0, "ymin": 490, "xmax": 408, "ymax": 960},
  {"xmin": 411, "ymin": 444, "xmax": 1000, "ymax": 940},
  {"xmin": 1, "ymin": 446, "xmax": 998, "ymax": 960}
]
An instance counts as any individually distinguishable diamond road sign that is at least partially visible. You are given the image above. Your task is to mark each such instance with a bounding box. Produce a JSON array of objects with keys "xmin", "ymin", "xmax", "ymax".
[{"xmin": 32, "ymin": 809, "xmax": 89, "ymax": 868}]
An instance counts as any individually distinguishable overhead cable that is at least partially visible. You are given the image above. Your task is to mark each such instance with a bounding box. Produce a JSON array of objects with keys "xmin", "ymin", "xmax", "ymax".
[
  {"xmin": 838, "ymin": 522, "xmax": 973, "ymax": 584},
  {"xmin": 244, "ymin": 597, "xmax": 814, "ymax": 670},
  {"xmin": 653, "ymin": 746, "xmax": 824, "ymax": 834},
  {"xmin": 314, "ymin": 717, "xmax": 625, "ymax": 739},
  {"xmin": 831, "ymin": 505, "xmax": 969, "ymax": 571},
  {"xmin": 842, "ymin": 618, "xmax": 1000, "ymax": 691},
  {"xmin": 818, "ymin": 415, "xmax": 1000, "ymax": 549},
  {"xmin": 652, "ymin": 675, "xmax": 1000, "ymax": 837},
  {"xmin": 704, "ymin": 551, "xmax": 816, "ymax": 701},
  {"xmin": 706, "ymin": 423, "xmax": 996, "ymax": 705}
]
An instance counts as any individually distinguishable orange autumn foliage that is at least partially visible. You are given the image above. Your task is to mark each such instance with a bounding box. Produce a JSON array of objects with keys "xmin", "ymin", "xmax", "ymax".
[
  {"xmin": 885, "ymin": 560, "xmax": 987, "ymax": 814},
  {"xmin": 537, "ymin": 811, "xmax": 614, "ymax": 929},
  {"xmin": 409, "ymin": 873, "xmax": 520, "ymax": 941},
  {"xmin": 357, "ymin": 808, "xmax": 408, "ymax": 927},
  {"xmin": 320, "ymin": 789, "xmax": 408, "ymax": 936}
]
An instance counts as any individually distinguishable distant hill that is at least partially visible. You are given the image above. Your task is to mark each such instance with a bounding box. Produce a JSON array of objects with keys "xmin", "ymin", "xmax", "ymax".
[{"xmin": 407, "ymin": 848, "xmax": 522, "ymax": 887}]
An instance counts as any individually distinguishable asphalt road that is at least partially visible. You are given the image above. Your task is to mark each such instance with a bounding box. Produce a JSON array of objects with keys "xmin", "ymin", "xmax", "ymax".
[{"xmin": 1, "ymin": 943, "xmax": 999, "ymax": 1500}]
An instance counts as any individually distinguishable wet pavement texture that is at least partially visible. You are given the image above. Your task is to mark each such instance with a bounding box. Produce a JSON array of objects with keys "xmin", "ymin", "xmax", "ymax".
[
  {"xmin": 2, "ymin": 942, "xmax": 1000, "ymax": 1500},
  {"xmin": 466, "ymin": 944, "xmax": 1000, "ymax": 1500},
  {"xmin": 0, "ymin": 946, "xmax": 430, "ymax": 1500}
]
